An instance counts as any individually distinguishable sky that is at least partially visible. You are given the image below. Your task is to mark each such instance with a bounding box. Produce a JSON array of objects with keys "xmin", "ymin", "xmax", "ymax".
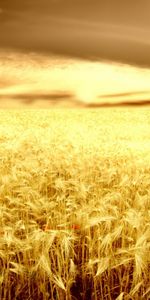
[
  {"xmin": 0, "ymin": 0, "xmax": 150, "ymax": 107},
  {"xmin": 1, "ymin": 0, "xmax": 150, "ymax": 66}
]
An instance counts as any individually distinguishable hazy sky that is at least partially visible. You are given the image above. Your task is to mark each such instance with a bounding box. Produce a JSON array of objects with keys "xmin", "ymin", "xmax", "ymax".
[
  {"xmin": 1, "ymin": 1, "xmax": 150, "ymax": 108},
  {"xmin": 1, "ymin": 0, "xmax": 150, "ymax": 67}
]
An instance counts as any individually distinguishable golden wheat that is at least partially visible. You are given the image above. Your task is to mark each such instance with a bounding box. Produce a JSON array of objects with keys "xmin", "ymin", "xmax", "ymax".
[{"xmin": 0, "ymin": 108, "xmax": 150, "ymax": 299}]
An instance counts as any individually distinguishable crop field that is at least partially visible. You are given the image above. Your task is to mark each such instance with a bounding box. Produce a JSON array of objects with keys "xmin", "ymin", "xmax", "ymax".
[{"xmin": 0, "ymin": 107, "xmax": 150, "ymax": 300}]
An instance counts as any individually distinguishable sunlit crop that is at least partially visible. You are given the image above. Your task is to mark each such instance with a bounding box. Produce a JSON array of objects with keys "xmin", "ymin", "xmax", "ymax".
[{"xmin": 0, "ymin": 107, "xmax": 150, "ymax": 299}]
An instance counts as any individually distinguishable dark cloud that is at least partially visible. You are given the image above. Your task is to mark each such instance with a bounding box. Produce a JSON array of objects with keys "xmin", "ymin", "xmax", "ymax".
[
  {"xmin": 0, "ymin": 0, "xmax": 150, "ymax": 67},
  {"xmin": 0, "ymin": 91, "xmax": 85, "ymax": 108},
  {"xmin": 99, "ymin": 91, "xmax": 150, "ymax": 99},
  {"xmin": 0, "ymin": 91, "xmax": 74, "ymax": 104},
  {"xmin": 86, "ymin": 100, "xmax": 150, "ymax": 108},
  {"xmin": 0, "ymin": 90, "xmax": 150, "ymax": 108}
]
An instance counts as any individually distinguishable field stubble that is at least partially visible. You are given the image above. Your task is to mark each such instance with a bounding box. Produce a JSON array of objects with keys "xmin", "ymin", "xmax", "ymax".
[{"xmin": 0, "ymin": 108, "xmax": 150, "ymax": 299}]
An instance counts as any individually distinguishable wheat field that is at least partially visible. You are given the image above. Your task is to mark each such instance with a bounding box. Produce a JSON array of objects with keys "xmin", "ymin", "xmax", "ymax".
[{"xmin": 0, "ymin": 107, "xmax": 150, "ymax": 300}]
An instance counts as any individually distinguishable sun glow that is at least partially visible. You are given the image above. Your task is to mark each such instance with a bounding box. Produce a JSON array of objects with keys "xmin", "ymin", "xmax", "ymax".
[{"xmin": 0, "ymin": 50, "xmax": 150, "ymax": 107}]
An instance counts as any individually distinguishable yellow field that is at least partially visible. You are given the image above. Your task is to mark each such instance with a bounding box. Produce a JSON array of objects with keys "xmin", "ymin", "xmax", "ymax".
[{"xmin": 0, "ymin": 108, "xmax": 150, "ymax": 300}]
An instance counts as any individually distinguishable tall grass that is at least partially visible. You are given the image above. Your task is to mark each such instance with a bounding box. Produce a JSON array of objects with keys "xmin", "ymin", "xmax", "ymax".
[{"xmin": 0, "ymin": 108, "xmax": 150, "ymax": 299}]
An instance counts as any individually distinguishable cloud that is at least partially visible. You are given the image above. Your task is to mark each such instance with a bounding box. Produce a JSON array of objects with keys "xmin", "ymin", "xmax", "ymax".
[
  {"xmin": 99, "ymin": 91, "xmax": 150, "ymax": 99},
  {"xmin": 0, "ymin": 1, "xmax": 150, "ymax": 68},
  {"xmin": 0, "ymin": 91, "xmax": 74, "ymax": 103},
  {"xmin": 85, "ymin": 100, "xmax": 150, "ymax": 108},
  {"xmin": 0, "ymin": 90, "xmax": 150, "ymax": 109}
]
